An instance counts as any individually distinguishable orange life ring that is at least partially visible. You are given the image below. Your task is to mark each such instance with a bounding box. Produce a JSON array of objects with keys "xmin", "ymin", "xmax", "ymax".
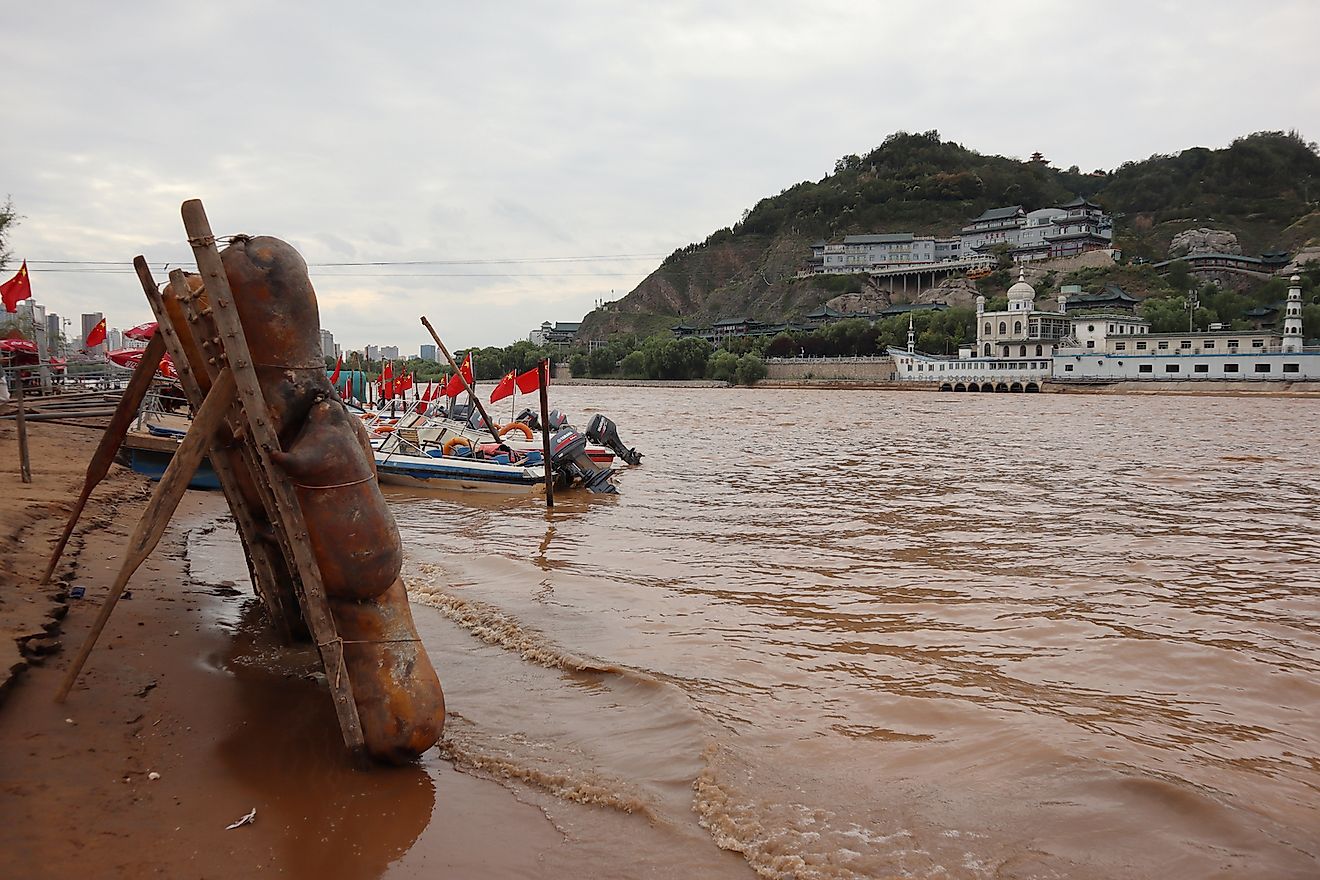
[
  {"xmin": 499, "ymin": 422, "xmax": 534, "ymax": 440},
  {"xmin": 442, "ymin": 436, "xmax": 473, "ymax": 456},
  {"xmin": 375, "ymin": 425, "xmax": 396, "ymax": 433}
]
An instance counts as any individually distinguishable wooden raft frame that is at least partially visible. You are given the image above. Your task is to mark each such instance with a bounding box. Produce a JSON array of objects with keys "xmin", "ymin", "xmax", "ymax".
[{"xmin": 53, "ymin": 199, "xmax": 367, "ymax": 760}]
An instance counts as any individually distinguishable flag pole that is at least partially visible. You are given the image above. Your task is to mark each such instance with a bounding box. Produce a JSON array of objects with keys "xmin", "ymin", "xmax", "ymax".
[
  {"xmin": 419, "ymin": 317, "xmax": 503, "ymax": 445},
  {"xmin": 537, "ymin": 359, "xmax": 553, "ymax": 508}
]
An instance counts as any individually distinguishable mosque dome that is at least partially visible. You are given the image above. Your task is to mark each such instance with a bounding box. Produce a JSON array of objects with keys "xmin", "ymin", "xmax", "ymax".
[{"xmin": 1007, "ymin": 268, "xmax": 1035, "ymax": 310}]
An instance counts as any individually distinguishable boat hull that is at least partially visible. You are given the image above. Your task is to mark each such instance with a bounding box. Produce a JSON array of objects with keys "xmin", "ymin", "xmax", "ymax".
[{"xmin": 374, "ymin": 452, "xmax": 545, "ymax": 494}]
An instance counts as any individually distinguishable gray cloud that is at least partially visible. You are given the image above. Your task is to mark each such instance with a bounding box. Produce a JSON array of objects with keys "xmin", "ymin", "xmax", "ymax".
[{"xmin": 4, "ymin": 1, "xmax": 1317, "ymax": 353}]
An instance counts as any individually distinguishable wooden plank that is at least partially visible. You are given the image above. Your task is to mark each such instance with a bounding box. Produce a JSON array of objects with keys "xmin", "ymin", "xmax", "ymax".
[
  {"xmin": 56, "ymin": 369, "xmax": 237, "ymax": 702},
  {"xmin": 131, "ymin": 258, "xmax": 297, "ymax": 639},
  {"xmin": 179, "ymin": 199, "xmax": 366, "ymax": 759},
  {"xmin": 420, "ymin": 317, "xmax": 505, "ymax": 444},
  {"xmin": 165, "ymin": 271, "xmax": 305, "ymax": 640},
  {"xmin": 41, "ymin": 333, "xmax": 167, "ymax": 584}
]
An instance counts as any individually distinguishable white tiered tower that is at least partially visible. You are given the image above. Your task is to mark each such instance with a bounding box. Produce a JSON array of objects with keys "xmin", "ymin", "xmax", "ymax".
[
  {"xmin": 907, "ymin": 314, "xmax": 915, "ymax": 353},
  {"xmin": 1282, "ymin": 275, "xmax": 1303, "ymax": 353}
]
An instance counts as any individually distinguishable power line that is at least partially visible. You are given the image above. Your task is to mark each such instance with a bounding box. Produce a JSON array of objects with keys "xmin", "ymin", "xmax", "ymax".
[
  {"xmin": 27, "ymin": 267, "xmax": 650, "ymax": 278},
  {"xmin": 26, "ymin": 252, "xmax": 666, "ymax": 268}
]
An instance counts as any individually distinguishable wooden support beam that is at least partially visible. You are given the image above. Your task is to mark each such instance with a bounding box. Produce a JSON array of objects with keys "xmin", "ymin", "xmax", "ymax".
[
  {"xmin": 13, "ymin": 372, "xmax": 32, "ymax": 483},
  {"xmin": 129, "ymin": 257, "xmax": 298, "ymax": 640},
  {"xmin": 41, "ymin": 332, "xmax": 167, "ymax": 585},
  {"xmin": 56, "ymin": 369, "xmax": 237, "ymax": 702},
  {"xmin": 166, "ymin": 271, "xmax": 305, "ymax": 640},
  {"xmin": 179, "ymin": 199, "xmax": 366, "ymax": 760}
]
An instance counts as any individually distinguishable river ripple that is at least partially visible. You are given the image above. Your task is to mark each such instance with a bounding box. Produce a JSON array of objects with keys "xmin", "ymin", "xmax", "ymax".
[{"xmin": 390, "ymin": 387, "xmax": 1320, "ymax": 879}]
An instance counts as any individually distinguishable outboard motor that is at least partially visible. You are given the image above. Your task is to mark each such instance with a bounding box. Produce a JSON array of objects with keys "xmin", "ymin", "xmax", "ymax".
[
  {"xmin": 449, "ymin": 401, "xmax": 475, "ymax": 424},
  {"xmin": 549, "ymin": 426, "xmax": 617, "ymax": 494},
  {"xmin": 585, "ymin": 413, "xmax": 642, "ymax": 466},
  {"xmin": 546, "ymin": 409, "xmax": 569, "ymax": 431},
  {"xmin": 513, "ymin": 407, "xmax": 539, "ymax": 431}
]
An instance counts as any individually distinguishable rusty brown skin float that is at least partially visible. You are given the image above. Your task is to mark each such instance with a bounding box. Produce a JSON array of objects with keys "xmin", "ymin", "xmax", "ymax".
[
  {"xmin": 271, "ymin": 398, "xmax": 403, "ymax": 600},
  {"xmin": 331, "ymin": 579, "xmax": 445, "ymax": 762},
  {"xmin": 219, "ymin": 235, "xmax": 445, "ymax": 763}
]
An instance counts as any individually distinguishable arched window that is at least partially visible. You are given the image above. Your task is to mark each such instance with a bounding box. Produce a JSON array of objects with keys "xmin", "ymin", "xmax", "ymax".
[
  {"xmin": 1014, "ymin": 321, "xmax": 1022, "ymax": 334},
  {"xmin": 1019, "ymin": 345, "xmax": 1027, "ymax": 356},
  {"xmin": 998, "ymin": 321, "xmax": 1006, "ymax": 334},
  {"xmin": 983, "ymin": 322, "xmax": 991, "ymax": 334},
  {"xmin": 1035, "ymin": 344, "xmax": 1043, "ymax": 356},
  {"xmin": 1002, "ymin": 345, "xmax": 1010, "ymax": 357},
  {"xmin": 983, "ymin": 343, "xmax": 991, "ymax": 356}
]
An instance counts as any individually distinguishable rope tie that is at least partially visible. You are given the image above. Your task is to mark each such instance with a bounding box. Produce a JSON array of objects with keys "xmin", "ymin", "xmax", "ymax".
[
  {"xmin": 290, "ymin": 474, "xmax": 376, "ymax": 490},
  {"xmin": 318, "ymin": 636, "xmax": 422, "ymax": 648}
]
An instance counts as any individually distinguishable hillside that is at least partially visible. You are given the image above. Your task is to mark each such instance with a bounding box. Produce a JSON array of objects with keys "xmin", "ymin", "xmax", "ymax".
[{"xmin": 578, "ymin": 130, "xmax": 1320, "ymax": 340}]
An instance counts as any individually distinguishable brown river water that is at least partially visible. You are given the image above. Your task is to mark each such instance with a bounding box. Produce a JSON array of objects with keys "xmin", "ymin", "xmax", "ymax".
[{"xmin": 187, "ymin": 387, "xmax": 1320, "ymax": 879}]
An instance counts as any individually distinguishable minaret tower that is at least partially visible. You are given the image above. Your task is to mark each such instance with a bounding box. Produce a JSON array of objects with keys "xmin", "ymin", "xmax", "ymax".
[
  {"xmin": 974, "ymin": 293, "xmax": 986, "ymax": 350},
  {"xmin": 907, "ymin": 314, "xmax": 915, "ymax": 353},
  {"xmin": 1282, "ymin": 275, "xmax": 1303, "ymax": 353}
]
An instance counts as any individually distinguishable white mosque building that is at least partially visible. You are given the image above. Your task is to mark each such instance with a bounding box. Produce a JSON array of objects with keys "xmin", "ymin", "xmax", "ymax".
[{"xmin": 889, "ymin": 273, "xmax": 1319, "ymax": 390}]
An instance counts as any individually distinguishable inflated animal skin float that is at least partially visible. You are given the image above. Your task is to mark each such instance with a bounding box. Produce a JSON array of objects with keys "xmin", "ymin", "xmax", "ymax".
[{"xmin": 211, "ymin": 235, "xmax": 445, "ymax": 762}]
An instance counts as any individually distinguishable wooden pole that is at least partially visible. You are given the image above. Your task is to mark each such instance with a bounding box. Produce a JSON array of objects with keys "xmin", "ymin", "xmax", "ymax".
[
  {"xmin": 180, "ymin": 198, "xmax": 366, "ymax": 761},
  {"xmin": 41, "ymin": 332, "xmax": 167, "ymax": 584},
  {"xmin": 13, "ymin": 369, "xmax": 32, "ymax": 484},
  {"xmin": 56, "ymin": 368, "xmax": 236, "ymax": 702},
  {"xmin": 138, "ymin": 261, "xmax": 300, "ymax": 640},
  {"xmin": 419, "ymin": 316, "xmax": 504, "ymax": 444},
  {"xmin": 538, "ymin": 358, "xmax": 554, "ymax": 508}
]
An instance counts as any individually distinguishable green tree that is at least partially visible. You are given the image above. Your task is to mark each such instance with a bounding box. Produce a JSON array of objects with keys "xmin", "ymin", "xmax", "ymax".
[
  {"xmin": 619, "ymin": 350, "xmax": 646, "ymax": 378},
  {"xmin": 0, "ymin": 197, "xmax": 17, "ymax": 269},
  {"xmin": 1140, "ymin": 295, "xmax": 1189, "ymax": 332},
  {"xmin": 707, "ymin": 349, "xmax": 739, "ymax": 383},
  {"xmin": 734, "ymin": 354, "xmax": 767, "ymax": 385},
  {"xmin": 587, "ymin": 346, "xmax": 618, "ymax": 377}
]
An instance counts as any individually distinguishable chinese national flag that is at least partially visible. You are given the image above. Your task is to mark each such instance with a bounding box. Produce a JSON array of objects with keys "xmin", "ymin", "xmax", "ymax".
[
  {"xmin": 422, "ymin": 381, "xmax": 435, "ymax": 402},
  {"xmin": 515, "ymin": 363, "xmax": 546, "ymax": 395},
  {"xmin": 85, "ymin": 317, "xmax": 107, "ymax": 348},
  {"xmin": 490, "ymin": 370, "xmax": 516, "ymax": 403},
  {"xmin": 1, "ymin": 260, "xmax": 32, "ymax": 313},
  {"xmin": 399, "ymin": 372, "xmax": 413, "ymax": 394},
  {"xmin": 443, "ymin": 354, "xmax": 473, "ymax": 398},
  {"xmin": 329, "ymin": 355, "xmax": 342, "ymax": 385}
]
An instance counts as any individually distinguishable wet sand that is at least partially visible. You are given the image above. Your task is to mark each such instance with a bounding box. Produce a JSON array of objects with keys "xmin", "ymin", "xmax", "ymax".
[{"xmin": 0, "ymin": 422, "xmax": 568, "ymax": 879}]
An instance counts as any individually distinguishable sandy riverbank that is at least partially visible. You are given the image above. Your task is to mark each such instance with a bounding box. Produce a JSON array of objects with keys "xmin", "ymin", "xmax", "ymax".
[{"xmin": 0, "ymin": 422, "xmax": 571, "ymax": 879}]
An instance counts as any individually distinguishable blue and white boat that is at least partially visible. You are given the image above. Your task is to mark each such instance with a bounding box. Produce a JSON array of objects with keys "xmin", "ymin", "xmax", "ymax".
[{"xmin": 373, "ymin": 435, "xmax": 548, "ymax": 493}]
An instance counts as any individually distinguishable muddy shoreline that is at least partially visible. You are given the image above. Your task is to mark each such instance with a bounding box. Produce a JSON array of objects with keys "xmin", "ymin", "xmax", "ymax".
[{"xmin": 0, "ymin": 422, "xmax": 572, "ymax": 879}]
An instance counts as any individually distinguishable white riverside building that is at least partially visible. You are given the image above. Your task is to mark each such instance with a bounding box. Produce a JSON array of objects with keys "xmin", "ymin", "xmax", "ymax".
[{"xmin": 889, "ymin": 274, "xmax": 1320, "ymax": 390}]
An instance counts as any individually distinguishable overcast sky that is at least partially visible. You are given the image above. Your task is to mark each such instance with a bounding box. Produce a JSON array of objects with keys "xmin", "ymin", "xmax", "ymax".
[{"xmin": 5, "ymin": 1, "xmax": 1317, "ymax": 353}]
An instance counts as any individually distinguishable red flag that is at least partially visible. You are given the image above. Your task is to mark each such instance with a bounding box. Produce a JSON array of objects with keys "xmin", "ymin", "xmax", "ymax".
[
  {"xmin": 399, "ymin": 372, "xmax": 413, "ymax": 393},
  {"xmin": 329, "ymin": 355, "xmax": 342, "ymax": 385},
  {"xmin": 85, "ymin": 317, "xmax": 107, "ymax": 348},
  {"xmin": 1, "ymin": 261, "xmax": 31, "ymax": 313},
  {"xmin": 342, "ymin": 379, "xmax": 350, "ymax": 400},
  {"xmin": 490, "ymin": 370, "xmax": 516, "ymax": 403},
  {"xmin": 443, "ymin": 354, "xmax": 473, "ymax": 398},
  {"xmin": 422, "ymin": 381, "xmax": 435, "ymax": 402},
  {"xmin": 515, "ymin": 364, "xmax": 545, "ymax": 395}
]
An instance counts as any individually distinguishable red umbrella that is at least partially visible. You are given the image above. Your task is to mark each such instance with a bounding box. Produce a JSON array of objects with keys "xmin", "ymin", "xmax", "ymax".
[
  {"xmin": 124, "ymin": 321, "xmax": 158, "ymax": 341},
  {"xmin": 0, "ymin": 338, "xmax": 38, "ymax": 353},
  {"xmin": 107, "ymin": 347, "xmax": 176, "ymax": 377}
]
